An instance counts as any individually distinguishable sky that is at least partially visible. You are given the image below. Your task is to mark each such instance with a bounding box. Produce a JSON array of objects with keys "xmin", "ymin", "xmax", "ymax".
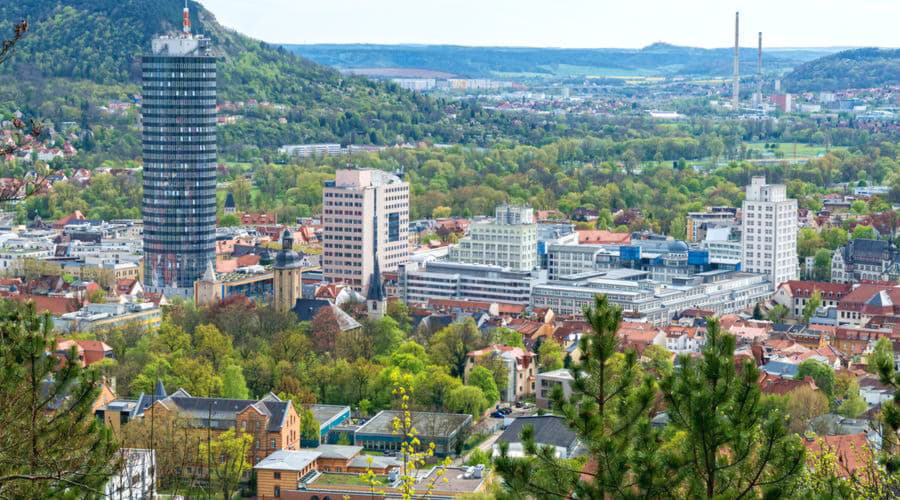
[{"xmin": 198, "ymin": 0, "xmax": 899, "ymax": 49}]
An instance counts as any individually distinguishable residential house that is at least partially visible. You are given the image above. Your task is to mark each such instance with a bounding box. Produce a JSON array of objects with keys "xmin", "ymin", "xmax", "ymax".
[
  {"xmin": 493, "ymin": 416, "xmax": 580, "ymax": 458},
  {"xmin": 535, "ymin": 369, "xmax": 574, "ymax": 409},
  {"xmin": 773, "ymin": 281, "xmax": 852, "ymax": 319},
  {"xmin": 465, "ymin": 345, "xmax": 536, "ymax": 402}
]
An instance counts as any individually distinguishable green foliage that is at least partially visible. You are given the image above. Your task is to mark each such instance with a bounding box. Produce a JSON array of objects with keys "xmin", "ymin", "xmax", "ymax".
[
  {"xmin": 429, "ymin": 318, "xmax": 490, "ymax": 378},
  {"xmin": 495, "ymin": 295, "xmax": 667, "ymax": 497},
  {"xmin": 768, "ymin": 304, "xmax": 789, "ymax": 323},
  {"xmin": 0, "ymin": 300, "xmax": 119, "ymax": 497},
  {"xmin": 494, "ymin": 327, "xmax": 525, "ymax": 348},
  {"xmin": 446, "ymin": 385, "xmax": 489, "ymax": 418},
  {"xmin": 661, "ymin": 318, "xmax": 806, "ymax": 497},
  {"xmin": 199, "ymin": 427, "xmax": 253, "ymax": 500},
  {"xmin": 802, "ymin": 290, "xmax": 822, "ymax": 324},
  {"xmin": 219, "ymin": 213, "xmax": 240, "ymax": 227},
  {"xmin": 813, "ymin": 249, "xmax": 832, "ymax": 281},
  {"xmin": 871, "ymin": 336, "xmax": 900, "ymax": 473},
  {"xmin": 222, "ymin": 364, "xmax": 250, "ymax": 399},
  {"xmin": 851, "ymin": 225, "xmax": 877, "ymax": 240},
  {"xmin": 537, "ymin": 339, "xmax": 565, "ymax": 372},
  {"xmin": 467, "ymin": 366, "xmax": 501, "ymax": 406},
  {"xmin": 797, "ymin": 359, "xmax": 836, "ymax": 402},
  {"xmin": 784, "ymin": 48, "xmax": 900, "ymax": 92}
]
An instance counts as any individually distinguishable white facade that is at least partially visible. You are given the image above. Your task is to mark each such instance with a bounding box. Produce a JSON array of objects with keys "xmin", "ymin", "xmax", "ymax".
[
  {"xmin": 104, "ymin": 448, "xmax": 156, "ymax": 500},
  {"xmin": 448, "ymin": 205, "xmax": 537, "ymax": 271},
  {"xmin": 741, "ymin": 177, "xmax": 798, "ymax": 287},
  {"xmin": 399, "ymin": 261, "xmax": 537, "ymax": 305},
  {"xmin": 322, "ymin": 169, "xmax": 410, "ymax": 293}
]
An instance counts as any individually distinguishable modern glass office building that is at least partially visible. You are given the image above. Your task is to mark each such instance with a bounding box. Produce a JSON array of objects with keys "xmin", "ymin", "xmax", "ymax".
[{"xmin": 141, "ymin": 15, "xmax": 217, "ymax": 297}]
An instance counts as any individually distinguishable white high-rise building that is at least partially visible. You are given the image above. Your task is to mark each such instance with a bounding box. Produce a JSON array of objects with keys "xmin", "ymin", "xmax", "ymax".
[
  {"xmin": 322, "ymin": 169, "xmax": 409, "ymax": 294},
  {"xmin": 448, "ymin": 204, "xmax": 538, "ymax": 271},
  {"xmin": 741, "ymin": 176, "xmax": 798, "ymax": 287}
]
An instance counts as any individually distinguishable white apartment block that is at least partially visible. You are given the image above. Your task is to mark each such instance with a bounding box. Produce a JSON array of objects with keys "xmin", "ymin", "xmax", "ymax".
[
  {"xmin": 741, "ymin": 177, "xmax": 798, "ymax": 287},
  {"xmin": 322, "ymin": 169, "xmax": 409, "ymax": 294},
  {"xmin": 448, "ymin": 205, "xmax": 538, "ymax": 271}
]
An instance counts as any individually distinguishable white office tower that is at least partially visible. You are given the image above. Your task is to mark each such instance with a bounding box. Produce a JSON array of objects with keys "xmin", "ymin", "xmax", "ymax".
[
  {"xmin": 741, "ymin": 177, "xmax": 798, "ymax": 287},
  {"xmin": 448, "ymin": 204, "xmax": 538, "ymax": 271},
  {"xmin": 322, "ymin": 169, "xmax": 410, "ymax": 293}
]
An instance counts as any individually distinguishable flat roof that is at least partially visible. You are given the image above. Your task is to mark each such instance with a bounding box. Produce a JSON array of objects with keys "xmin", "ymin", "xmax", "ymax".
[
  {"xmin": 253, "ymin": 450, "xmax": 321, "ymax": 471},
  {"xmin": 356, "ymin": 411, "xmax": 471, "ymax": 438},
  {"xmin": 310, "ymin": 404, "xmax": 350, "ymax": 429},
  {"xmin": 312, "ymin": 444, "xmax": 363, "ymax": 460},
  {"xmin": 423, "ymin": 467, "xmax": 486, "ymax": 493}
]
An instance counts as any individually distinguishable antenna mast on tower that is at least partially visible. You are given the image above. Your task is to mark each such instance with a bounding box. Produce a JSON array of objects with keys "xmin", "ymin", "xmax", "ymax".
[{"xmin": 182, "ymin": 1, "xmax": 191, "ymax": 36}]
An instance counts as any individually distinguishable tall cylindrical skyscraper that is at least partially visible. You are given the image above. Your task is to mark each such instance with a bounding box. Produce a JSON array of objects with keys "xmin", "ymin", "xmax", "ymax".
[{"xmin": 141, "ymin": 8, "xmax": 217, "ymax": 297}]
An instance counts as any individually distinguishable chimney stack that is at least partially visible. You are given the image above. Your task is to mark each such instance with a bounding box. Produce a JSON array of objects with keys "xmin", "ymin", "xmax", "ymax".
[
  {"xmin": 733, "ymin": 12, "xmax": 740, "ymax": 110},
  {"xmin": 756, "ymin": 32, "xmax": 763, "ymax": 108}
]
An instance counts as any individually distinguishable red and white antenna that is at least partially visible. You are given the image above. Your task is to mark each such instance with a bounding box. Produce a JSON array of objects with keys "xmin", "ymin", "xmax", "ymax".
[{"xmin": 182, "ymin": 0, "xmax": 191, "ymax": 35}]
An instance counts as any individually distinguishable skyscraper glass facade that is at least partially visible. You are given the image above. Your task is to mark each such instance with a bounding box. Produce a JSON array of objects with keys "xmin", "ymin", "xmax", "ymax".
[{"xmin": 141, "ymin": 36, "xmax": 217, "ymax": 296}]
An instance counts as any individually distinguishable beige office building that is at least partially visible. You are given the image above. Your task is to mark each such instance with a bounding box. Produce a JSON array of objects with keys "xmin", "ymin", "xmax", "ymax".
[{"xmin": 322, "ymin": 169, "xmax": 409, "ymax": 293}]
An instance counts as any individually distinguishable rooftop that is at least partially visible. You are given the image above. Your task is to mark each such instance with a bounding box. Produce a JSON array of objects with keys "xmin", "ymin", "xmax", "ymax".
[
  {"xmin": 253, "ymin": 450, "xmax": 321, "ymax": 472},
  {"xmin": 498, "ymin": 416, "xmax": 578, "ymax": 449},
  {"xmin": 356, "ymin": 411, "xmax": 471, "ymax": 438}
]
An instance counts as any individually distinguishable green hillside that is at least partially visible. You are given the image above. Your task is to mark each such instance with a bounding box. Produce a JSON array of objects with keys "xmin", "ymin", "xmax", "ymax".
[
  {"xmin": 0, "ymin": 0, "xmax": 508, "ymax": 153},
  {"xmin": 783, "ymin": 48, "xmax": 900, "ymax": 92},
  {"xmin": 286, "ymin": 42, "xmax": 829, "ymax": 79}
]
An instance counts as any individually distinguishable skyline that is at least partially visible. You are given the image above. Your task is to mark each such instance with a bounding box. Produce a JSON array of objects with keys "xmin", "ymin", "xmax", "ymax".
[{"xmin": 198, "ymin": 0, "xmax": 899, "ymax": 50}]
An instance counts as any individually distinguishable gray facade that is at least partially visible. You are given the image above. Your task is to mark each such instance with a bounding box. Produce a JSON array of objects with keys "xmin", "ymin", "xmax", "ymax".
[{"xmin": 399, "ymin": 261, "xmax": 539, "ymax": 305}]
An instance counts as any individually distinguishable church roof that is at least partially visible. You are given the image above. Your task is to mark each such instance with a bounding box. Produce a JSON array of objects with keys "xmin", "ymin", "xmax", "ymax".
[
  {"xmin": 274, "ymin": 229, "xmax": 303, "ymax": 269},
  {"xmin": 366, "ymin": 258, "xmax": 385, "ymax": 301}
]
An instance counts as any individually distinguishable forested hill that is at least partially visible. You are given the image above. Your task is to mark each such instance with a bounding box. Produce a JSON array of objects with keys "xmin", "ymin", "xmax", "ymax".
[
  {"xmin": 783, "ymin": 48, "xmax": 900, "ymax": 92},
  {"xmin": 0, "ymin": 0, "xmax": 484, "ymax": 147},
  {"xmin": 287, "ymin": 43, "xmax": 830, "ymax": 78}
]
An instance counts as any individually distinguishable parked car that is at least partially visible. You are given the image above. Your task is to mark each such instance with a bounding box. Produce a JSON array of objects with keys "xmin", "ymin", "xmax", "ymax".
[{"xmin": 490, "ymin": 411, "xmax": 505, "ymax": 418}]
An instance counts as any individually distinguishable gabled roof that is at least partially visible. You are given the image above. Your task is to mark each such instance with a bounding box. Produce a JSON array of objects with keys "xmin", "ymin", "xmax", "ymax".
[
  {"xmin": 291, "ymin": 299, "xmax": 362, "ymax": 331},
  {"xmin": 498, "ymin": 416, "xmax": 578, "ymax": 449},
  {"xmin": 158, "ymin": 391, "xmax": 290, "ymax": 432}
]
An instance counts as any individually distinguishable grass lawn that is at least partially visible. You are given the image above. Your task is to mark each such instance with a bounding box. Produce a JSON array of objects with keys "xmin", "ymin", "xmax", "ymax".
[
  {"xmin": 314, "ymin": 472, "xmax": 389, "ymax": 487},
  {"xmin": 745, "ymin": 142, "xmax": 846, "ymax": 158}
]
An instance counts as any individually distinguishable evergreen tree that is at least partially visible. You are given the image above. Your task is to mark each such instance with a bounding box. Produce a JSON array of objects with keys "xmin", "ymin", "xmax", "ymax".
[
  {"xmin": 872, "ymin": 336, "xmax": 900, "ymax": 474},
  {"xmin": 0, "ymin": 300, "xmax": 118, "ymax": 497},
  {"xmin": 660, "ymin": 318, "xmax": 806, "ymax": 498},
  {"xmin": 494, "ymin": 295, "xmax": 669, "ymax": 498},
  {"xmin": 752, "ymin": 302, "xmax": 763, "ymax": 321}
]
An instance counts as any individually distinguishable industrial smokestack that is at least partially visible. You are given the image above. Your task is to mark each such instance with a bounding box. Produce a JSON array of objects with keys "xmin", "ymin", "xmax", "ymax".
[
  {"xmin": 756, "ymin": 32, "xmax": 763, "ymax": 108},
  {"xmin": 733, "ymin": 12, "xmax": 740, "ymax": 110}
]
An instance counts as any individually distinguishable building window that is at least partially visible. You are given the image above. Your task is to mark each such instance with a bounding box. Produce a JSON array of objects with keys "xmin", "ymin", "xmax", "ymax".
[
  {"xmin": 274, "ymin": 472, "xmax": 281, "ymax": 480},
  {"xmin": 274, "ymin": 486, "xmax": 281, "ymax": 497}
]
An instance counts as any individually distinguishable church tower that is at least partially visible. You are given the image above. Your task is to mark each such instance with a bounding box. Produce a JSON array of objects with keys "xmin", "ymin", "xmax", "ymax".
[
  {"xmin": 273, "ymin": 229, "xmax": 304, "ymax": 313},
  {"xmin": 366, "ymin": 256, "xmax": 386, "ymax": 320}
]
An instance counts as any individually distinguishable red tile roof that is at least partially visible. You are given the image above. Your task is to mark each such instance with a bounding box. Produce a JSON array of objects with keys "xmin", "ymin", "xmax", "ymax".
[
  {"xmin": 804, "ymin": 433, "xmax": 872, "ymax": 478},
  {"xmin": 783, "ymin": 281, "xmax": 853, "ymax": 300},
  {"xmin": 9, "ymin": 295, "xmax": 80, "ymax": 316}
]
